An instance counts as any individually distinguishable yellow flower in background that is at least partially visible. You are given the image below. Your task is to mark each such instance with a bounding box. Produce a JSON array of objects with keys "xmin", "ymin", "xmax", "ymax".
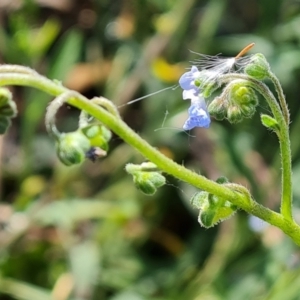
[{"xmin": 152, "ymin": 57, "xmax": 184, "ymax": 82}]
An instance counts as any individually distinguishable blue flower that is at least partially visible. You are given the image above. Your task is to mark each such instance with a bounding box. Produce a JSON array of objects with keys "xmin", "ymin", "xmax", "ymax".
[
  {"xmin": 179, "ymin": 65, "xmax": 211, "ymax": 129},
  {"xmin": 179, "ymin": 66, "xmax": 200, "ymax": 92},
  {"xmin": 183, "ymin": 95, "xmax": 211, "ymax": 130}
]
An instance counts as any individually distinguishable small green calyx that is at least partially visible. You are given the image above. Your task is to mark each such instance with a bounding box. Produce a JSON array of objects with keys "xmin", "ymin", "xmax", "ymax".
[
  {"xmin": 133, "ymin": 172, "xmax": 166, "ymax": 195},
  {"xmin": 227, "ymin": 105, "xmax": 245, "ymax": 123},
  {"xmin": 126, "ymin": 162, "xmax": 166, "ymax": 195},
  {"xmin": 208, "ymin": 96, "xmax": 227, "ymax": 120},
  {"xmin": 195, "ymin": 70, "xmax": 219, "ymax": 98},
  {"xmin": 82, "ymin": 124, "xmax": 112, "ymax": 151},
  {"xmin": 56, "ymin": 131, "xmax": 91, "ymax": 166},
  {"xmin": 244, "ymin": 53, "xmax": 270, "ymax": 80},
  {"xmin": 0, "ymin": 88, "xmax": 18, "ymax": 134},
  {"xmin": 190, "ymin": 177, "xmax": 237, "ymax": 228}
]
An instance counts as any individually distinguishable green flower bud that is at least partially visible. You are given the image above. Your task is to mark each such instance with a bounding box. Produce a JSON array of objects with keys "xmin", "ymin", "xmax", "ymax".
[
  {"xmin": 227, "ymin": 106, "xmax": 242, "ymax": 123},
  {"xmin": 195, "ymin": 71, "xmax": 219, "ymax": 98},
  {"xmin": 260, "ymin": 114, "xmax": 279, "ymax": 131},
  {"xmin": 100, "ymin": 125, "xmax": 112, "ymax": 141},
  {"xmin": 226, "ymin": 82, "xmax": 258, "ymax": 123},
  {"xmin": 82, "ymin": 125, "xmax": 112, "ymax": 151},
  {"xmin": 198, "ymin": 210, "xmax": 215, "ymax": 228},
  {"xmin": 240, "ymin": 104, "xmax": 256, "ymax": 118},
  {"xmin": 196, "ymin": 193, "xmax": 237, "ymax": 228},
  {"xmin": 191, "ymin": 177, "xmax": 237, "ymax": 228},
  {"xmin": 233, "ymin": 86, "xmax": 258, "ymax": 107},
  {"xmin": 244, "ymin": 53, "xmax": 270, "ymax": 80},
  {"xmin": 230, "ymin": 85, "xmax": 258, "ymax": 107},
  {"xmin": 190, "ymin": 191, "xmax": 209, "ymax": 209},
  {"xmin": 202, "ymin": 82, "xmax": 218, "ymax": 98},
  {"xmin": 126, "ymin": 162, "xmax": 166, "ymax": 195},
  {"xmin": 208, "ymin": 96, "xmax": 228, "ymax": 120},
  {"xmin": 56, "ymin": 131, "xmax": 91, "ymax": 166},
  {"xmin": 133, "ymin": 172, "xmax": 166, "ymax": 195}
]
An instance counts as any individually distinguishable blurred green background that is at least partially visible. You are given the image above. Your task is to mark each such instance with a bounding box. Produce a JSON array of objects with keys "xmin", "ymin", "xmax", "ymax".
[{"xmin": 1, "ymin": 0, "xmax": 300, "ymax": 299}]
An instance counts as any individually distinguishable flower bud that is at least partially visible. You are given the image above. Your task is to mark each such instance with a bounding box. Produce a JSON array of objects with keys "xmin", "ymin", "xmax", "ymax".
[
  {"xmin": 195, "ymin": 70, "xmax": 219, "ymax": 98},
  {"xmin": 208, "ymin": 96, "xmax": 228, "ymax": 120},
  {"xmin": 244, "ymin": 53, "xmax": 270, "ymax": 80},
  {"xmin": 240, "ymin": 104, "xmax": 256, "ymax": 118},
  {"xmin": 82, "ymin": 125, "xmax": 112, "ymax": 151},
  {"xmin": 194, "ymin": 192, "xmax": 237, "ymax": 228},
  {"xmin": 190, "ymin": 177, "xmax": 236, "ymax": 228},
  {"xmin": 133, "ymin": 172, "xmax": 166, "ymax": 195},
  {"xmin": 126, "ymin": 163, "xmax": 166, "ymax": 195},
  {"xmin": 198, "ymin": 209, "xmax": 215, "ymax": 228},
  {"xmin": 227, "ymin": 106, "xmax": 242, "ymax": 123},
  {"xmin": 234, "ymin": 86, "xmax": 256, "ymax": 105},
  {"xmin": 198, "ymin": 197, "xmax": 237, "ymax": 228},
  {"xmin": 190, "ymin": 191, "xmax": 209, "ymax": 209},
  {"xmin": 230, "ymin": 85, "xmax": 258, "ymax": 107},
  {"xmin": 260, "ymin": 114, "xmax": 279, "ymax": 132},
  {"xmin": 226, "ymin": 82, "xmax": 258, "ymax": 122},
  {"xmin": 56, "ymin": 131, "xmax": 91, "ymax": 166}
]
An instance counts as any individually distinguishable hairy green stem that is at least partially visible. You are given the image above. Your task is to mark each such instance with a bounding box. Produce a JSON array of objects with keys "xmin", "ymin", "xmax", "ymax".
[
  {"xmin": 0, "ymin": 70, "xmax": 298, "ymax": 244},
  {"xmin": 79, "ymin": 96, "xmax": 120, "ymax": 128},
  {"xmin": 268, "ymin": 71, "xmax": 290, "ymax": 125},
  {"xmin": 46, "ymin": 91, "xmax": 82, "ymax": 139},
  {"xmin": 222, "ymin": 74, "xmax": 293, "ymax": 221}
]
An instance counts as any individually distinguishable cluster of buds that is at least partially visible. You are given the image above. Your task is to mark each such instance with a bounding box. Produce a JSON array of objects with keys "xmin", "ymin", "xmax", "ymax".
[
  {"xmin": 178, "ymin": 44, "xmax": 271, "ymax": 128},
  {"xmin": 56, "ymin": 124, "xmax": 111, "ymax": 166},
  {"xmin": 46, "ymin": 93, "xmax": 112, "ymax": 166},
  {"xmin": 208, "ymin": 81, "xmax": 258, "ymax": 123}
]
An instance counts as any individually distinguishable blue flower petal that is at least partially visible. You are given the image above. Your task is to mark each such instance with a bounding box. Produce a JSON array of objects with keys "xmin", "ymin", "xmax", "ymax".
[
  {"xmin": 182, "ymin": 89, "xmax": 199, "ymax": 101},
  {"xmin": 179, "ymin": 66, "xmax": 211, "ymax": 129},
  {"xmin": 183, "ymin": 102, "xmax": 211, "ymax": 130},
  {"xmin": 179, "ymin": 66, "xmax": 200, "ymax": 91}
]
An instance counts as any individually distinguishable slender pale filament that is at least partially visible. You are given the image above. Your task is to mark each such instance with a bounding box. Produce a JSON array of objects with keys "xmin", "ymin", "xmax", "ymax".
[{"xmin": 235, "ymin": 43, "xmax": 255, "ymax": 59}]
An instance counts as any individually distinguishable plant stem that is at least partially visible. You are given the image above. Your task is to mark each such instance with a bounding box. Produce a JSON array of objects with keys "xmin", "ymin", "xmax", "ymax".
[
  {"xmin": 268, "ymin": 71, "xmax": 290, "ymax": 125},
  {"xmin": 222, "ymin": 74, "xmax": 293, "ymax": 221},
  {"xmin": 0, "ymin": 70, "xmax": 298, "ymax": 244}
]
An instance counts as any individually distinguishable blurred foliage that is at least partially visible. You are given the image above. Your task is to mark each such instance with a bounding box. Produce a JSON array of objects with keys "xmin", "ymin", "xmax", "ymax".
[{"xmin": 1, "ymin": 0, "xmax": 300, "ymax": 299}]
